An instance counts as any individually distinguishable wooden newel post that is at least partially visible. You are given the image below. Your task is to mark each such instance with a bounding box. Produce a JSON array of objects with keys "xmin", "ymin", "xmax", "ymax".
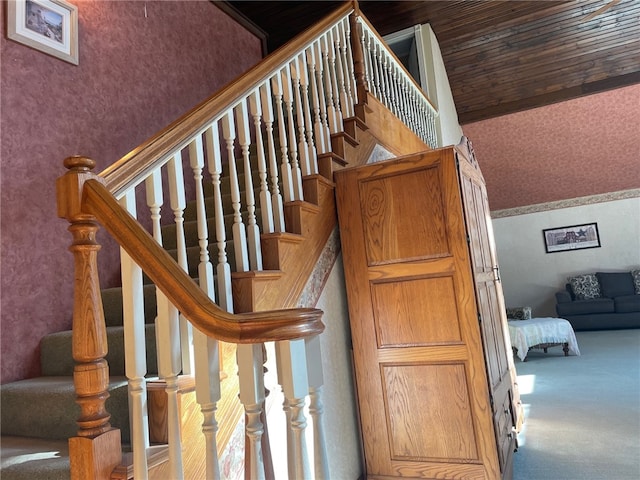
[
  {"xmin": 349, "ymin": 2, "xmax": 368, "ymax": 109},
  {"xmin": 57, "ymin": 156, "xmax": 122, "ymax": 480}
]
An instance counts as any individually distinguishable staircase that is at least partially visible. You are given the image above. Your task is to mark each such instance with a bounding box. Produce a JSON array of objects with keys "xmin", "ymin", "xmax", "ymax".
[{"xmin": 0, "ymin": 2, "xmax": 439, "ymax": 479}]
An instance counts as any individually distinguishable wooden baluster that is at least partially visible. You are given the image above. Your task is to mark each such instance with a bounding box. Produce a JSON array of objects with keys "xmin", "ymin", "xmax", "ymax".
[
  {"xmin": 320, "ymin": 34, "xmax": 339, "ymax": 134},
  {"xmin": 237, "ymin": 343, "xmax": 267, "ymax": 480},
  {"xmin": 305, "ymin": 335, "xmax": 329, "ymax": 480},
  {"xmin": 204, "ymin": 121, "xmax": 234, "ymax": 312},
  {"xmin": 168, "ymin": 153, "xmax": 194, "ymax": 376},
  {"xmin": 276, "ymin": 339, "xmax": 311, "ymax": 480},
  {"xmin": 259, "ymin": 82, "xmax": 286, "ymax": 233},
  {"xmin": 290, "ymin": 56, "xmax": 311, "ymax": 177},
  {"xmin": 312, "ymin": 40, "xmax": 333, "ymax": 145},
  {"xmin": 281, "ymin": 64, "xmax": 304, "ymax": 201},
  {"xmin": 146, "ymin": 170, "xmax": 164, "ymax": 244},
  {"xmin": 57, "ymin": 156, "xmax": 122, "ymax": 480},
  {"xmin": 271, "ymin": 72, "xmax": 295, "ymax": 203},
  {"xmin": 328, "ymin": 27, "xmax": 346, "ymax": 127},
  {"xmin": 370, "ymin": 38, "xmax": 383, "ymax": 100},
  {"xmin": 306, "ymin": 44, "xmax": 328, "ymax": 156},
  {"xmin": 120, "ymin": 190, "xmax": 150, "ymax": 480},
  {"xmin": 221, "ymin": 111, "xmax": 250, "ymax": 272},
  {"xmin": 297, "ymin": 52, "xmax": 318, "ymax": 174},
  {"xmin": 248, "ymin": 89, "xmax": 275, "ymax": 234},
  {"xmin": 188, "ymin": 134, "xmax": 223, "ymax": 479},
  {"xmin": 235, "ymin": 101, "xmax": 263, "ymax": 270}
]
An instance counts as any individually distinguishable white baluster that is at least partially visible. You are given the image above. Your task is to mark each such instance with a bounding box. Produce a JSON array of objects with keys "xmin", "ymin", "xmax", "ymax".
[
  {"xmin": 276, "ymin": 339, "xmax": 311, "ymax": 480},
  {"xmin": 320, "ymin": 34, "xmax": 339, "ymax": 134},
  {"xmin": 221, "ymin": 112, "xmax": 250, "ymax": 273},
  {"xmin": 306, "ymin": 335, "xmax": 329, "ymax": 480},
  {"xmin": 259, "ymin": 82, "xmax": 286, "ymax": 233},
  {"xmin": 146, "ymin": 170, "xmax": 164, "ymax": 244},
  {"xmin": 237, "ymin": 343, "xmax": 267, "ymax": 480},
  {"xmin": 313, "ymin": 40, "xmax": 333, "ymax": 146},
  {"xmin": 248, "ymin": 89, "xmax": 275, "ymax": 234},
  {"xmin": 155, "ymin": 290, "xmax": 184, "ymax": 479},
  {"xmin": 281, "ymin": 64, "xmax": 304, "ymax": 201},
  {"xmin": 306, "ymin": 45, "xmax": 328, "ymax": 155},
  {"xmin": 235, "ymin": 101, "xmax": 263, "ymax": 270},
  {"xmin": 328, "ymin": 28, "xmax": 346, "ymax": 127},
  {"xmin": 204, "ymin": 121, "xmax": 234, "ymax": 312},
  {"xmin": 290, "ymin": 55, "xmax": 311, "ymax": 177},
  {"xmin": 119, "ymin": 190, "xmax": 150, "ymax": 480},
  {"xmin": 168, "ymin": 154, "xmax": 194, "ymax": 376},
  {"xmin": 187, "ymin": 135, "xmax": 222, "ymax": 479},
  {"xmin": 339, "ymin": 18, "xmax": 356, "ymax": 114},
  {"xmin": 271, "ymin": 72, "xmax": 295, "ymax": 203},
  {"xmin": 297, "ymin": 52, "xmax": 318, "ymax": 174}
]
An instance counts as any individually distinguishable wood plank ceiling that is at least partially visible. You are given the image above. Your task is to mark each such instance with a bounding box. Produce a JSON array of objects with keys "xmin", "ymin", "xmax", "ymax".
[{"xmin": 223, "ymin": 0, "xmax": 640, "ymax": 124}]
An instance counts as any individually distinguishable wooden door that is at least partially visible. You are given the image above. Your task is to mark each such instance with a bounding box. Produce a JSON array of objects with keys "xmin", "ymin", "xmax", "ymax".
[
  {"xmin": 456, "ymin": 144, "xmax": 518, "ymax": 476},
  {"xmin": 335, "ymin": 149, "xmax": 502, "ymax": 479}
]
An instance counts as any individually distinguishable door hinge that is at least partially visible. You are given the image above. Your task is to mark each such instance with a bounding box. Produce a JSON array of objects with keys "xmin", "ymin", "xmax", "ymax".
[
  {"xmin": 478, "ymin": 313, "xmax": 482, "ymax": 324},
  {"xmin": 466, "ymin": 234, "xmax": 471, "ymax": 244}
]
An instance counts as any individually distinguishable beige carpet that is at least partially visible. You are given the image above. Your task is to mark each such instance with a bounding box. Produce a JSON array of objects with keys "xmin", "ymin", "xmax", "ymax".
[{"xmin": 513, "ymin": 328, "xmax": 640, "ymax": 480}]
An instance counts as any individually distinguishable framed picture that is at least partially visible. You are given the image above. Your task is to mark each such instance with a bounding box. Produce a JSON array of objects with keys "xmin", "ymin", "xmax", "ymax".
[
  {"xmin": 7, "ymin": 0, "xmax": 78, "ymax": 65},
  {"xmin": 543, "ymin": 222, "xmax": 601, "ymax": 253}
]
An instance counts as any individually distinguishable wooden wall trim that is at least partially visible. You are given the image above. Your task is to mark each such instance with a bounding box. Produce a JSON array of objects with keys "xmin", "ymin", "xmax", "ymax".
[{"xmin": 491, "ymin": 188, "xmax": 640, "ymax": 218}]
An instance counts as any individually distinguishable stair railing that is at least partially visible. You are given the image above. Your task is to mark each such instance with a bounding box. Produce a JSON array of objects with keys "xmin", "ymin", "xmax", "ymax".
[{"xmin": 57, "ymin": 2, "xmax": 440, "ymax": 479}]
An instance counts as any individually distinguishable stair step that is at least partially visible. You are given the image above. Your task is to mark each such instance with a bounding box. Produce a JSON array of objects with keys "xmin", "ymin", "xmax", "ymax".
[
  {"xmin": 0, "ymin": 436, "xmax": 70, "ymax": 480},
  {"xmin": 40, "ymin": 324, "xmax": 158, "ymax": 377},
  {"xmin": 1, "ymin": 377, "xmax": 131, "ymax": 443},
  {"xmin": 102, "ymin": 283, "xmax": 158, "ymax": 327}
]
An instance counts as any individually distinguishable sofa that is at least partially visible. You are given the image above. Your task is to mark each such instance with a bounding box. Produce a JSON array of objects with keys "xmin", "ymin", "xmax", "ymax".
[{"xmin": 555, "ymin": 270, "xmax": 640, "ymax": 331}]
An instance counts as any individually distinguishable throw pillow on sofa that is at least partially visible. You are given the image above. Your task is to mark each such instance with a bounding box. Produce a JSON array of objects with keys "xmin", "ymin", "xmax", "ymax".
[
  {"xmin": 568, "ymin": 273, "xmax": 601, "ymax": 300},
  {"xmin": 632, "ymin": 269, "xmax": 640, "ymax": 294},
  {"xmin": 596, "ymin": 272, "xmax": 635, "ymax": 298}
]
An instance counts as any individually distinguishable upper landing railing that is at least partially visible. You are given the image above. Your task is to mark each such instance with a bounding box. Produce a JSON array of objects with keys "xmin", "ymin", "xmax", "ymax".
[{"xmin": 57, "ymin": 2, "xmax": 439, "ymax": 479}]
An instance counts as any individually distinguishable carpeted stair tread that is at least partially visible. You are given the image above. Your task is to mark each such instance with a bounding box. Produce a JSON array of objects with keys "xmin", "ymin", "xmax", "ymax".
[
  {"xmin": 1, "ymin": 436, "xmax": 70, "ymax": 480},
  {"xmin": 40, "ymin": 324, "xmax": 158, "ymax": 377},
  {"xmin": 101, "ymin": 283, "xmax": 158, "ymax": 327},
  {"xmin": 1, "ymin": 376, "xmax": 131, "ymax": 443}
]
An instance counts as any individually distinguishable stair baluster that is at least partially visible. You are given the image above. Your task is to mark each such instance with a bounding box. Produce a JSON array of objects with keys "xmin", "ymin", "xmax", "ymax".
[
  {"xmin": 221, "ymin": 112, "xmax": 250, "ymax": 273},
  {"xmin": 120, "ymin": 190, "xmax": 151, "ymax": 480},
  {"xmin": 320, "ymin": 34, "xmax": 340, "ymax": 134},
  {"xmin": 329, "ymin": 27, "xmax": 349, "ymax": 126},
  {"xmin": 168, "ymin": 154, "xmax": 195, "ymax": 376},
  {"xmin": 248, "ymin": 89, "xmax": 276, "ymax": 234},
  {"xmin": 237, "ymin": 343, "xmax": 267, "ymax": 480},
  {"xmin": 275, "ymin": 339, "xmax": 311, "ymax": 480},
  {"xmin": 296, "ymin": 52, "xmax": 319, "ymax": 173},
  {"xmin": 306, "ymin": 334, "xmax": 329, "ymax": 480},
  {"xmin": 338, "ymin": 18, "xmax": 356, "ymax": 117},
  {"xmin": 311, "ymin": 40, "xmax": 333, "ymax": 151},
  {"xmin": 259, "ymin": 81, "xmax": 286, "ymax": 232},
  {"xmin": 305, "ymin": 44, "xmax": 328, "ymax": 156},
  {"xmin": 204, "ymin": 121, "xmax": 234, "ymax": 312},
  {"xmin": 281, "ymin": 64, "xmax": 304, "ymax": 201},
  {"xmin": 235, "ymin": 100, "xmax": 264, "ymax": 270},
  {"xmin": 271, "ymin": 72, "xmax": 295, "ymax": 203},
  {"xmin": 290, "ymin": 55, "xmax": 311, "ymax": 178}
]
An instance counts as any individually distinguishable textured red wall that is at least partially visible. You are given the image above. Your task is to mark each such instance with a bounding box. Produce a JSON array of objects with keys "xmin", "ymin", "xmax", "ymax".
[
  {"xmin": 463, "ymin": 84, "xmax": 640, "ymax": 211},
  {"xmin": 0, "ymin": 0, "xmax": 262, "ymax": 383}
]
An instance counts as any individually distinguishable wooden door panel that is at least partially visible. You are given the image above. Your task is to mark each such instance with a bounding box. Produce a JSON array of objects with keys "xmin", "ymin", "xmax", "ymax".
[
  {"xmin": 382, "ymin": 363, "xmax": 478, "ymax": 461},
  {"xmin": 360, "ymin": 166, "xmax": 449, "ymax": 264},
  {"xmin": 371, "ymin": 275, "xmax": 462, "ymax": 347}
]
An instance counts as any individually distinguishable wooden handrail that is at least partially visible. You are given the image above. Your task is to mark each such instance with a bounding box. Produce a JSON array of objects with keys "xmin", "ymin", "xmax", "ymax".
[
  {"xmin": 101, "ymin": 2, "xmax": 355, "ymax": 198},
  {"xmin": 80, "ymin": 174, "xmax": 324, "ymax": 344}
]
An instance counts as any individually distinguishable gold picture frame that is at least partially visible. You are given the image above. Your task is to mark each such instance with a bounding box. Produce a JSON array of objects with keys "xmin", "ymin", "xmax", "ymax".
[{"xmin": 7, "ymin": 0, "xmax": 78, "ymax": 65}]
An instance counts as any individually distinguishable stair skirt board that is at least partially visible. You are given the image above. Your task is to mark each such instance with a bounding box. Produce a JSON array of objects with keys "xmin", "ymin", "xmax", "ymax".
[
  {"xmin": 1, "ymin": 436, "xmax": 70, "ymax": 480},
  {"xmin": 0, "ymin": 377, "xmax": 131, "ymax": 443}
]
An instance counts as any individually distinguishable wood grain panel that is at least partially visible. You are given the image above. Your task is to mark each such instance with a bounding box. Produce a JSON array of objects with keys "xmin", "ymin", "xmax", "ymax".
[
  {"xmin": 382, "ymin": 363, "xmax": 479, "ymax": 462},
  {"xmin": 360, "ymin": 167, "xmax": 448, "ymax": 265},
  {"xmin": 371, "ymin": 275, "xmax": 462, "ymax": 347}
]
